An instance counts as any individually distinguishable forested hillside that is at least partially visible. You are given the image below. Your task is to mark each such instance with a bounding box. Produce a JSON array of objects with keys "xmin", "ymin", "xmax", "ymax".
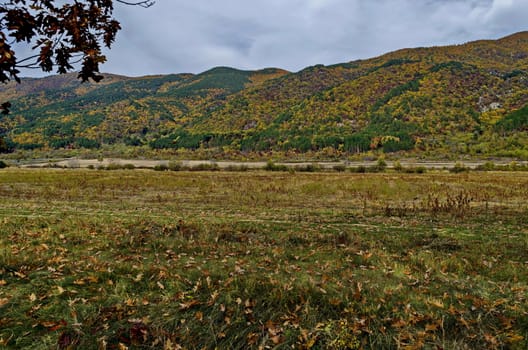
[{"xmin": 1, "ymin": 32, "xmax": 528, "ymax": 159}]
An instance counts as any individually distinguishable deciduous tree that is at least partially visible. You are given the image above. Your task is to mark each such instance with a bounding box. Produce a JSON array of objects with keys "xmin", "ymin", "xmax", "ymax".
[{"xmin": 0, "ymin": 0, "xmax": 154, "ymax": 113}]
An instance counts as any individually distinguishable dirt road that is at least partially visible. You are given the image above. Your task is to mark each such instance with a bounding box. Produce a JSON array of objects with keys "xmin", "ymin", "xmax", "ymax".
[{"xmin": 14, "ymin": 158, "xmax": 527, "ymax": 170}]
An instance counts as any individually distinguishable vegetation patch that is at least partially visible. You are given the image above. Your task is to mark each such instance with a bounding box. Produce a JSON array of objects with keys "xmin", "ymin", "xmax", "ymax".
[{"xmin": 0, "ymin": 170, "xmax": 527, "ymax": 349}]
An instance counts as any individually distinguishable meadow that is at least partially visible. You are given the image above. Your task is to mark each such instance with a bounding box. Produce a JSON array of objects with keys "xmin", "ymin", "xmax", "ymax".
[{"xmin": 0, "ymin": 169, "xmax": 527, "ymax": 349}]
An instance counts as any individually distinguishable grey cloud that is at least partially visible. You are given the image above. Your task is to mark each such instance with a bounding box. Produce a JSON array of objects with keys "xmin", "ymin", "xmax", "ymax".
[{"xmin": 15, "ymin": 0, "xmax": 528, "ymax": 77}]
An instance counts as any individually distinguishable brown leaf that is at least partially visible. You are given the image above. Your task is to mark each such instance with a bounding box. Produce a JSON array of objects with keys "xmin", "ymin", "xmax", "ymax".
[
  {"xmin": 179, "ymin": 300, "xmax": 200, "ymax": 311},
  {"xmin": 425, "ymin": 323, "xmax": 439, "ymax": 332},
  {"xmin": 14, "ymin": 271, "xmax": 26, "ymax": 279},
  {"xmin": 271, "ymin": 335, "xmax": 283, "ymax": 345}
]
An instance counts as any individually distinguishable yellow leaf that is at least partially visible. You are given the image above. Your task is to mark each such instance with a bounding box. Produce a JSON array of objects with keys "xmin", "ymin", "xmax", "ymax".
[
  {"xmin": 0, "ymin": 298, "xmax": 9, "ymax": 307},
  {"xmin": 506, "ymin": 334, "xmax": 524, "ymax": 343},
  {"xmin": 29, "ymin": 293, "xmax": 37, "ymax": 302},
  {"xmin": 0, "ymin": 280, "xmax": 7, "ymax": 286},
  {"xmin": 86, "ymin": 275, "xmax": 98, "ymax": 283},
  {"xmin": 428, "ymin": 299, "xmax": 444, "ymax": 308},
  {"xmin": 14, "ymin": 271, "xmax": 26, "ymax": 279},
  {"xmin": 157, "ymin": 281, "xmax": 165, "ymax": 290}
]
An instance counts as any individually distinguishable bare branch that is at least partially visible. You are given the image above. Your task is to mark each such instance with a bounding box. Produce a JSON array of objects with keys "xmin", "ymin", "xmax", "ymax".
[{"xmin": 115, "ymin": 0, "xmax": 155, "ymax": 8}]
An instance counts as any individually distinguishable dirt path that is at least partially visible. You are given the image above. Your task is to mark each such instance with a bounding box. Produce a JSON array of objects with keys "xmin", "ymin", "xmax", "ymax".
[{"xmin": 14, "ymin": 158, "xmax": 528, "ymax": 170}]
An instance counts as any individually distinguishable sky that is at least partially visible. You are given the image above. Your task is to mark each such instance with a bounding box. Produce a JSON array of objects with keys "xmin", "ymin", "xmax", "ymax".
[{"xmin": 16, "ymin": 0, "xmax": 528, "ymax": 77}]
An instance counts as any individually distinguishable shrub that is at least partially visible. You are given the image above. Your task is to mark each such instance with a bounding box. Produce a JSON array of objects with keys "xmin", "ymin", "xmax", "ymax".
[
  {"xmin": 264, "ymin": 161, "xmax": 288, "ymax": 172},
  {"xmin": 449, "ymin": 162, "xmax": 469, "ymax": 173},
  {"xmin": 352, "ymin": 166, "xmax": 366, "ymax": 173},
  {"xmin": 168, "ymin": 161, "xmax": 182, "ymax": 171},
  {"xmin": 475, "ymin": 161, "xmax": 495, "ymax": 171},
  {"xmin": 296, "ymin": 164, "xmax": 321, "ymax": 172},
  {"xmin": 333, "ymin": 164, "xmax": 346, "ymax": 172},
  {"xmin": 154, "ymin": 164, "xmax": 169, "ymax": 171},
  {"xmin": 106, "ymin": 163, "xmax": 123, "ymax": 171},
  {"xmin": 225, "ymin": 165, "xmax": 249, "ymax": 172},
  {"xmin": 189, "ymin": 163, "xmax": 220, "ymax": 171}
]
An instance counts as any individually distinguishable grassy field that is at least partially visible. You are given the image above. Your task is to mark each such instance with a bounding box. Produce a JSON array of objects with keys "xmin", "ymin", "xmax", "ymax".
[{"xmin": 0, "ymin": 169, "xmax": 527, "ymax": 349}]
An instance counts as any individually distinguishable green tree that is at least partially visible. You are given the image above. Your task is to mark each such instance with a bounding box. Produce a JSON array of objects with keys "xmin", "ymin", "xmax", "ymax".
[
  {"xmin": 0, "ymin": 0, "xmax": 154, "ymax": 114},
  {"xmin": 0, "ymin": 136, "xmax": 8, "ymax": 152}
]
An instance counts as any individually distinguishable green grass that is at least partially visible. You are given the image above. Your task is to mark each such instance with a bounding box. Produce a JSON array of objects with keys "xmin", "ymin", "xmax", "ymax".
[{"xmin": 0, "ymin": 169, "xmax": 527, "ymax": 349}]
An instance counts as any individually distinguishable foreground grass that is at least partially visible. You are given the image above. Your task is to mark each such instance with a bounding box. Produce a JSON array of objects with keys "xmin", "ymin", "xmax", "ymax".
[{"xmin": 0, "ymin": 169, "xmax": 527, "ymax": 349}]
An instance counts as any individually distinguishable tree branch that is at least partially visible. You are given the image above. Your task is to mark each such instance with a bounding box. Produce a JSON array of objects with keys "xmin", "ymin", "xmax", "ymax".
[{"xmin": 115, "ymin": 0, "xmax": 155, "ymax": 8}]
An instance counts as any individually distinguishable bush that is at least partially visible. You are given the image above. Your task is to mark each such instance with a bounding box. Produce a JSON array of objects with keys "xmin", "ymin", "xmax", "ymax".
[
  {"xmin": 449, "ymin": 162, "xmax": 469, "ymax": 173},
  {"xmin": 154, "ymin": 164, "xmax": 169, "ymax": 171},
  {"xmin": 352, "ymin": 166, "xmax": 366, "ymax": 173},
  {"xmin": 404, "ymin": 166, "xmax": 427, "ymax": 174},
  {"xmin": 393, "ymin": 161, "xmax": 403, "ymax": 172},
  {"xmin": 264, "ymin": 161, "xmax": 288, "ymax": 172},
  {"xmin": 376, "ymin": 158, "xmax": 387, "ymax": 170},
  {"xmin": 295, "ymin": 164, "xmax": 321, "ymax": 172},
  {"xmin": 333, "ymin": 164, "xmax": 346, "ymax": 172},
  {"xmin": 168, "ymin": 161, "xmax": 182, "ymax": 171},
  {"xmin": 475, "ymin": 161, "xmax": 495, "ymax": 171},
  {"xmin": 189, "ymin": 163, "xmax": 220, "ymax": 171},
  {"xmin": 106, "ymin": 163, "xmax": 124, "ymax": 171},
  {"xmin": 225, "ymin": 165, "xmax": 249, "ymax": 172}
]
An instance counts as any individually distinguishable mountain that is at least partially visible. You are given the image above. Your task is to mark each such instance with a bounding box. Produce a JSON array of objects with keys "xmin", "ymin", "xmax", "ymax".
[{"xmin": 1, "ymin": 32, "xmax": 528, "ymax": 159}]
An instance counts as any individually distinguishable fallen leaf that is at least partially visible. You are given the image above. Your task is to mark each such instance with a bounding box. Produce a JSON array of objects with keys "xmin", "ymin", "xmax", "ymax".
[
  {"xmin": 179, "ymin": 300, "xmax": 200, "ymax": 310},
  {"xmin": 271, "ymin": 335, "xmax": 283, "ymax": 345},
  {"xmin": 195, "ymin": 311, "xmax": 203, "ymax": 321},
  {"xmin": 425, "ymin": 323, "xmax": 439, "ymax": 332},
  {"xmin": 14, "ymin": 271, "xmax": 26, "ymax": 279},
  {"xmin": 29, "ymin": 293, "xmax": 37, "ymax": 302},
  {"xmin": 428, "ymin": 299, "xmax": 444, "ymax": 308},
  {"xmin": 86, "ymin": 275, "xmax": 98, "ymax": 283}
]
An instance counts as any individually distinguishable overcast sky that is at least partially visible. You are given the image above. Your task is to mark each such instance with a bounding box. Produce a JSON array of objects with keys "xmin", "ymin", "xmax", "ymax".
[{"xmin": 17, "ymin": 0, "xmax": 528, "ymax": 77}]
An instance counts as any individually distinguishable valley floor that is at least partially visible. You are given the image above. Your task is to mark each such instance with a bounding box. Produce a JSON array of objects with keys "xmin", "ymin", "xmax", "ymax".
[{"xmin": 0, "ymin": 169, "xmax": 527, "ymax": 349}]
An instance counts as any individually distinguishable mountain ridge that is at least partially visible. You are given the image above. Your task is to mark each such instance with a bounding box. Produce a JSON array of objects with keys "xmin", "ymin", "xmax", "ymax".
[{"xmin": 1, "ymin": 32, "xmax": 528, "ymax": 159}]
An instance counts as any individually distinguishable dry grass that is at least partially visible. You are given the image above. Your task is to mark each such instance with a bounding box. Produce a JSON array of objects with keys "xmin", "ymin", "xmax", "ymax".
[{"xmin": 0, "ymin": 169, "xmax": 527, "ymax": 349}]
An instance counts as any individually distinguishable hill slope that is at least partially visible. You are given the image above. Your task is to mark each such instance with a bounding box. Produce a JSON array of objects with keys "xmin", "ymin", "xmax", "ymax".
[{"xmin": 1, "ymin": 32, "xmax": 528, "ymax": 159}]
